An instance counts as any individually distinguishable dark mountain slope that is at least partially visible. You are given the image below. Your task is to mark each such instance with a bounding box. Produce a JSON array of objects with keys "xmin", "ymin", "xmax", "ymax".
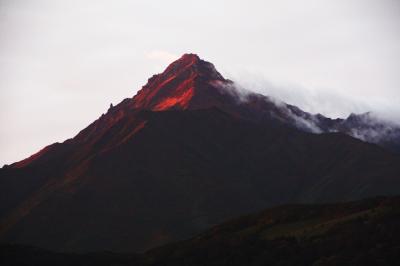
[{"xmin": 1, "ymin": 108, "xmax": 399, "ymax": 252}]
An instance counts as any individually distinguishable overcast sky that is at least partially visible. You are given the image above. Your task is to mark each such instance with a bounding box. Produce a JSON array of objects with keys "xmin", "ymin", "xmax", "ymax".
[{"xmin": 1, "ymin": 0, "xmax": 399, "ymax": 165}]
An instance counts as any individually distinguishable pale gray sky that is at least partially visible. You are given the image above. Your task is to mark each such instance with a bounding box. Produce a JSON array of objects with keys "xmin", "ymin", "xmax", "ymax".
[{"xmin": 1, "ymin": 0, "xmax": 399, "ymax": 165}]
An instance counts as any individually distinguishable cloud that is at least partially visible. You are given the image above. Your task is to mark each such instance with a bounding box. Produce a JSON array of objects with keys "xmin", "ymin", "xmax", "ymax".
[
  {"xmin": 145, "ymin": 50, "xmax": 178, "ymax": 63},
  {"xmin": 227, "ymin": 72, "xmax": 400, "ymax": 123}
]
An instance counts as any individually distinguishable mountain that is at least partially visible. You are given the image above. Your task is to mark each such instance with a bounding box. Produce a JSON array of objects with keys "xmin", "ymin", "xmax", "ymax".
[
  {"xmin": 1, "ymin": 54, "xmax": 400, "ymax": 253},
  {"xmin": 2, "ymin": 196, "xmax": 399, "ymax": 266}
]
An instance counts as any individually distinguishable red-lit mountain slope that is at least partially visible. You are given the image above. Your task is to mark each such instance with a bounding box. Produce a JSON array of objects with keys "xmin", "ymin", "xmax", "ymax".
[
  {"xmin": 131, "ymin": 54, "xmax": 229, "ymax": 111},
  {"xmin": 0, "ymin": 54, "xmax": 399, "ymax": 253}
]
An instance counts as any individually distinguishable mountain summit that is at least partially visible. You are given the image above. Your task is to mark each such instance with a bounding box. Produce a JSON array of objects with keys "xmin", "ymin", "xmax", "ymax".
[
  {"xmin": 1, "ymin": 54, "xmax": 400, "ymax": 253},
  {"xmin": 132, "ymin": 53, "xmax": 228, "ymax": 111}
]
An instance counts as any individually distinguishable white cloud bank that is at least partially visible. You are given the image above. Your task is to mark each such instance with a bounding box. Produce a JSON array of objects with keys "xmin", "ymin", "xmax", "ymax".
[{"xmin": 229, "ymin": 72, "xmax": 400, "ymax": 122}]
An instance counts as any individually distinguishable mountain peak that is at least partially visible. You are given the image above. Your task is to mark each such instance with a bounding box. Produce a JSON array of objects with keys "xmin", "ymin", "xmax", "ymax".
[
  {"xmin": 179, "ymin": 53, "xmax": 201, "ymax": 63},
  {"xmin": 162, "ymin": 53, "xmax": 223, "ymax": 80},
  {"xmin": 131, "ymin": 54, "xmax": 228, "ymax": 111},
  {"xmin": 163, "ymin": 53, "xmax": 200, "ymax": 73}
]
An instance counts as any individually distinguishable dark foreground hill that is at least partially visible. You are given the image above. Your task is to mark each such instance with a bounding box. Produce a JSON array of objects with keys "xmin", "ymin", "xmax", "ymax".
[
  {"xmin": 1, "ymin": 54, "xmax": 400, "ymax": 252},
  {"xmin": 144, "ymin": 196, "xmax": 400, "ymax": 266},
  {"xmin": 1, "ymin": 196, "xmax": 399, "ymax": 266}
]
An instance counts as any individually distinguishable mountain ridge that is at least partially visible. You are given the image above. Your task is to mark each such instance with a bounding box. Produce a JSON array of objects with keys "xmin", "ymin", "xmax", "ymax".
[{"xmin": 5, "ymin": 53, "xmax": 399, "ymax": 170}]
